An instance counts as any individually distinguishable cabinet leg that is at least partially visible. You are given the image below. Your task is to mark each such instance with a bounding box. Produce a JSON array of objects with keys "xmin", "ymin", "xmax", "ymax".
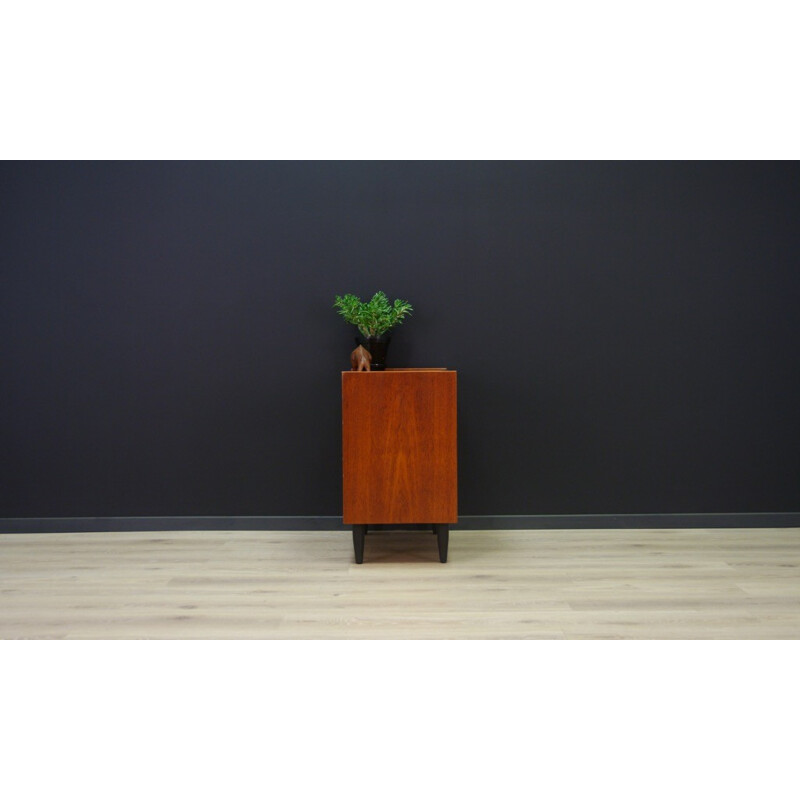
[
  {"xmin": 353, "ymin": 525, "xmax": 367, "ymax": 564},
  {"xmin": 434, "ymin": 524, "xmax": 449, "ymax": 563}
]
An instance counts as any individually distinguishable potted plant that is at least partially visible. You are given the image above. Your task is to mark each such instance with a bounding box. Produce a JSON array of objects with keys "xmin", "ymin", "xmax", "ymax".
[{"xmin": 334, "ymin": 291, "xmax": 413, "ymax": 371}]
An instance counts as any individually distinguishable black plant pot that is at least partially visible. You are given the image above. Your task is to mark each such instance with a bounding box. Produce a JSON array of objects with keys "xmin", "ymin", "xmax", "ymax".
[{"xmin": 355, "ymin": 332, "xmax": 391, "ymax": 371}]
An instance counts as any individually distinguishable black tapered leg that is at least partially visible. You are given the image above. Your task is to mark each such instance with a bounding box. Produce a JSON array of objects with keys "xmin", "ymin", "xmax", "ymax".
[
  {"xmin": 434, "ymin": 524, "xmax": 449, "ymax": 563},
  {"xmin": 353, "ymin": 525, "xmax": 367, "ymax": 564}
]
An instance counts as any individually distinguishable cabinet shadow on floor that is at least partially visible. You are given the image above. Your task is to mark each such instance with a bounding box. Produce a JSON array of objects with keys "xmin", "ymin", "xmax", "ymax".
[
  {"xmin": 355, "ymin": 531, "xmax": 440, "ymax": 563},
  {"xmin": 359, "ymin": 529, "xmax": 509, "ymax": 564}
]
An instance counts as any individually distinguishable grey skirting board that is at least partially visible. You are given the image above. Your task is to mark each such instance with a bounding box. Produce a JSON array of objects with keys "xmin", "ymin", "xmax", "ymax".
[{"xmin": 1, "ymin": 513, "xmax": 799, "ymax": 533}]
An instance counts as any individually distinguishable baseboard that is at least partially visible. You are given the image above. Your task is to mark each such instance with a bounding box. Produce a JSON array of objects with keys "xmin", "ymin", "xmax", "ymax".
[
  {"xmin": 456, "ymin": 513, "xmax": 800, "ymax": 529},
  {"xmin": 1, "ymin": 513, "xmax": 798, "ymax": 533}
]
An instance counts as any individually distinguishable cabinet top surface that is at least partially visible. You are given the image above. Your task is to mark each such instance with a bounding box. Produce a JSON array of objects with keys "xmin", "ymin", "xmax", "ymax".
[{"xmin": 342, "ymin": 368, "xmax": 455, "ymax": 374}]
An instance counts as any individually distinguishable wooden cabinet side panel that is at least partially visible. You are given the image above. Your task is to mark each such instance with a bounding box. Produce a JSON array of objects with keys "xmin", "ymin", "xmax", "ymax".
[{"xmin": 342, "ymin": 372, "xmax": 457, "ymax": 524}]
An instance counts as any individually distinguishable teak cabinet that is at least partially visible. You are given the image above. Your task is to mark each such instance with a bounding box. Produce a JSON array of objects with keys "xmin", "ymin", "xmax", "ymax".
[{"xmin": 342, "ymin": 368, "xmax": 458, "ymax": 563}]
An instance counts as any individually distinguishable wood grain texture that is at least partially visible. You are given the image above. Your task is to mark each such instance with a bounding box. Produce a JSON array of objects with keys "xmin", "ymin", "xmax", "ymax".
[
  {"xmin": 1, "ymin": 528, "xmax": 799, "ymax": 639},
  {"xmin": 342, "ymin": 370, "xmax": 457, "ymax": 524}
]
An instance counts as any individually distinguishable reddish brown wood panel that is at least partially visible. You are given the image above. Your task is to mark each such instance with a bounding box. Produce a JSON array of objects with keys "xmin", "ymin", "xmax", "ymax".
[{"xmin": 342, "ymin": 370, "xmax": 457, "ymax": 525}]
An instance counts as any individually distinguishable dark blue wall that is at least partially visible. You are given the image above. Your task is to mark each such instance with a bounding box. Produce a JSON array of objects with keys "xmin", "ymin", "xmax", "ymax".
[{"xmin": 2, "ymin": 161, "xmax": 799, "ymax": 517}]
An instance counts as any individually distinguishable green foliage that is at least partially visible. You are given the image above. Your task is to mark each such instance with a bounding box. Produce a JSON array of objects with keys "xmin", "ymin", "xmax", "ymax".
[{"xmin": 333, "ymin": 291, "xmax": 413, "ymax": 338}]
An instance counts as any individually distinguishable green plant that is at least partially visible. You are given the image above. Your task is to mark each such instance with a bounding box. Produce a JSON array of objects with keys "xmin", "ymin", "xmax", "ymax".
[{"xmin": 333, "ymin": 291, "xmax": 413, "ymax": 338}]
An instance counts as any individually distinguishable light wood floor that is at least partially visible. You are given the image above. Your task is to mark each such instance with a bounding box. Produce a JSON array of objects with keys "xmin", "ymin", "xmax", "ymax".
[{"xmin": 1, "ymin": 528, "xmax": 799, "ymax": 639}]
